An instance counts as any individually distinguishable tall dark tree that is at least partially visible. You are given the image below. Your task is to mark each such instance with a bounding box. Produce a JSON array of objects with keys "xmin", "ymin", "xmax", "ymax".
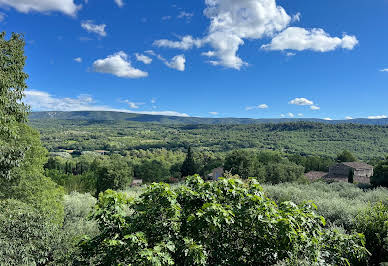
[
  {"xmin": 371, "ymin": 156, "xmax": 388, "ymax": 187},
  {"xmin": 181, "ymin": 147, "xmax": 197, "ymax": 177}
]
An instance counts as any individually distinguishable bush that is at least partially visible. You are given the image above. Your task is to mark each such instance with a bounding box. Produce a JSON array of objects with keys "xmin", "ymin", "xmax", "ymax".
[
  {"xmin": 60, "ymin": 192, "xmax": 99, "ymax": 263},
  {"xmin": 0, "ymin": 199, "xmax": 63, "ymax": 265},
  {"xmin": 355, "ymin": 203, "xmax": 388, "ymax": 265},
  {"xmin": 78, "ymin": 176, "xmax": 368, "ymax": 265}
]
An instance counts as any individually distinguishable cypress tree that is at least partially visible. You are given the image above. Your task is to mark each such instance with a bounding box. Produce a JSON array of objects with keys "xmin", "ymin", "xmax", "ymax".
[{"xmin": 181, "ymin": 147, "xmax": 197, "ymax": 177}]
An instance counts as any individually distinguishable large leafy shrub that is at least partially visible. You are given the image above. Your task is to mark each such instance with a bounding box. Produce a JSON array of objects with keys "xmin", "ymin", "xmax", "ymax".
[
  {"xmin": 0, "ymin": 199, "xmax": 63, "ymax": 265},
  {"xmin": 78, "ymin": 176, "xmax": 368, "ymax": 265}
]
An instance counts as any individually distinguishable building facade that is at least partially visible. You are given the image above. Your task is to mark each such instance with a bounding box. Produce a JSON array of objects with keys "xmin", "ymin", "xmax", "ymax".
[{"xmin": 328, "ymin": 162, "xmax": 373, "ymax": 183}]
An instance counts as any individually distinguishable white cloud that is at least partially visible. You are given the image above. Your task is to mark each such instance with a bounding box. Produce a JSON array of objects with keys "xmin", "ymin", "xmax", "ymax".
[
  {"xmin": 123, "ymin": 100, "xmax": 144, "ymax": 109},
  {"xmin": 0, "ymin": 0, "xmax": 80, "ymax": 16},
  {"xmin": 178, "ymin": 11, "xmax": 194, "ymax": 21},
  {"xmin": 74, "ymin": 57, "xmax": 82, "ymax": 63},
  {"xmin": 380, "ymin": 69, "xmax": 388, "ymax": 72},
  {"xmin": 298, "ymin": 113, "xmax": 303, "ymax": 117},
  {"xmin": 114, "ymin": 0, "xmax": 124, "ymax": 7},
  {"xmin": 145, "ymin": 50, "xmax": 156, "ymax": 56},
  {"xmin": 202, "ymin": 51, "xmax": 216, "ymax": 57},
  {"xmin": 0, "ymin": 12, "xmax": 6, "ymax": 22},
  {"xmin": 345, "ymin": 116, "xmax": 353, "ymax": 120},
  {"xmin": 81, "ymin": 20, "xmax": 107, "ymax": 37},
  {"xmin": 286, "ymin": 52, "xmax": 296, "ymax": 57},
  {"xmin": 158, "ymin": 54, "xmax": 186, "ymax": 71},
  {"xmin": 151, "ymin": 98, "xmax": 156, "ymax": 104},
  {"xmin": 92, "ymin": 51, "xmax": 148, "ymax": 79},
  {"xmin": 288, "ymin": 112, "xmax": 295, "ymax": 118},
  {"xmin": 209, "ymin": 112, "xmax": 219, "ymax": 115},
  {"xmin": 262, "ymin": 27, "xmax": 358, "ymax": 52},
  {"xmin": 323, "ymin": 118, "xmax": 333, "ymax": 121},
  {"xmin": 246, "ymin": 104, "xmax": 269, "ymax": 111},
  {"xmin": 310, "ymin": 105, "xmax": 320, "ymax": 110},
  {"xmin": 153, "ymin": 35, "xmax": 203, "ymax": 50},
  {"xmin": 24, "ymin": 90, "xmax": 189, "ymax": 117},
  {"xmin": 368, "ymin": 115, "xmax": 388, "ymax": 119},
  {"xmin": 153, "ymin": 0, "xmax": 357, "ymax": 70},
  {"xmin": 292, "ymin": 12, "xmax": 301, "ymax": 22},
  {"xmin": 289, "ymin": 97, "xmax": 314, "ymax": 106},
  {"xmin": 135, "ymin": 53, "xmax": 152, "ymax": 64},
  {"xmin": 280, "ymin": 114, "xmax": 285, "ymax": 118}
]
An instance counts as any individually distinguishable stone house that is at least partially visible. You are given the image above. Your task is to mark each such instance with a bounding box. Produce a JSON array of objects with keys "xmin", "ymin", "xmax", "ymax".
[{"xmin": 328, "ymin": 162, "xmax": 373, "ymax": 183}]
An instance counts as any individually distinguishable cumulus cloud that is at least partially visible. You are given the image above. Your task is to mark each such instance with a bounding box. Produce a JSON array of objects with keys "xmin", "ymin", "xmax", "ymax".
[
  {"xmin": 114, "ymin": 0, "xmax": 124, "ymax": 7},
  {"xmin": 246, "ymin": 104, "xmax": 269, "ymax": 111},
  {"xmin": 157, "ymin": 54, "xmax": 186, "ymax": 71},
  {"xmin": 262, "ymin": 27, "xmax": 358, "ymax": 52},
  {"xmin": 368, "ymin": 115, "xmax": 387, "ymax": 119},
  {"xmin": 0, "ymin": 0, "xmax": 80, "ymax": 16},
  {"xmin": 81, "ymin": 20, "xmax": 107, "ymax": 37},
  {"xmin": 345, "ymin": 116, "xmax": 353, "ymax": 120},
  {"xmin": 153, "ymin": 0, "xmax": 357, "ymax": 70},
  {"xmin": 135, "ymin": 53, "xmax": 152, "ymax": 64},
  {"xmin": 288, "ymin": 112, "xmax": 295, "ymax": 118},
  {"xmin": 380, "ymin": 69, "xmax": 388, "ymax": 72},
  {"xmin": 154, "ymin": 35, "xmax": 203, "ymax": 50},
  {"xmin": 289, "ymin": 97, "xmax": 314, "ymax": 106},
  {"xmin": 74, "ymin": 57, "xmax": 82, "ymax": 63},
  {"xmin": 310, "ymin": 105, "xmax": 320, "ymax": 110},
  {"xmin": 24, "ymin": 90, "xmax": 189, "ymax": 117},
  {"xmin": 92, "ymin": 51, "xmax": 148, "ymax": 78}
]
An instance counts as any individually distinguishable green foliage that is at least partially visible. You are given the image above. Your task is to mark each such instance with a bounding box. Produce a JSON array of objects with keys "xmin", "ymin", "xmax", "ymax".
[
  {"xmin": 224, "ymin": 150, "xmax": 305, "ymax": 183},
  {"xmin": 0, "ymin": 199, "xmax": 63, "ymax": 265},
  {"xmin": 0, "ymin": 32, "xmax": 29, "ymax": 180},
  {"xmin": 60, "ymin": 192, "xmax": 99, "ymax": 263},
  {"xmin": 30, "ymin": 119, "xmax": 388, "ymax": 161},
  {"xmin": 78, "ymin": 176, "xmax": 369, "ymax": 265},
  {"xmin": 355, "ymin": 203, "xmax": 388, "ymax": 265},
  {"xmin": 0, "ymin": 124, "xmax": 65, "ymax": 224},
  {"xmin": 95, "ymin": 154, "xmax": 134, "ymax": 195},
  {"xmin": 181, "ymin": 146, "xmax": 197, "ymax": 177},
  {"xmin": 337, "ymin": 150, "xmax": 357, "ymax": 163},
  {"xmin": 371, "ymin": 156, "xmax": 388, "ymax": 187},
  {"xmin": 135, "ymin": 159, "xmax": 170, "ymax": 183}
]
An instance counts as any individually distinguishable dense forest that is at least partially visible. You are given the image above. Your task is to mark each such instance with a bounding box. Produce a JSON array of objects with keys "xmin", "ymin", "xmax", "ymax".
[
  {"xmin": 31, "ymin": 118, "xmax": 388, "ymax": 160},
  {"xmin": 1, "ymin": 32, "xmax": 388, "ymax": 265}
]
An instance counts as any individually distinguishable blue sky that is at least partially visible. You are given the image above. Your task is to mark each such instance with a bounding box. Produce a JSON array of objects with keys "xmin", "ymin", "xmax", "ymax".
[{"xmin": 1, "ymin": 0, "xmax": 388, "ymax": 119}]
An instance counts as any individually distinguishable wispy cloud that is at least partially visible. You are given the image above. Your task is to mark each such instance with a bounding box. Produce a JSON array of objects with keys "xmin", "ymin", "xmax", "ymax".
[
  {"xmin": 74, "ymin": 57, "xmax": 82, "ymax": 63},
  {"xmin": 24, "ymin": 90, "xmax": 189, "ymax": 117},
  {"xmin": 380, "ymin": 69, "xmax": 388, "ymax": 72},
  {"xmin": 81, "ymin": 20, "xmax": 107, "ymax": 37},
  {"xmin": 135, "ymin": 53, "xmax": 152, "ymax": 64},
  {"xmin": 368, "ymin": 115, "xmax": 387, "ymax": 119},
  {"xmin": 209, "ymin": 112, "xmax": 219, "ymax": 115},
  {"xmin": 246, "ymin": 104, "xmax": 269, "ymax": 111}
]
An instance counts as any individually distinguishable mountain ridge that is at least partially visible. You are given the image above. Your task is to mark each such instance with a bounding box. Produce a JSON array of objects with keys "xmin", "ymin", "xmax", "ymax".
[{"xmin": 29, "ymin": 111, "xmax": 388, "ymax": 126}]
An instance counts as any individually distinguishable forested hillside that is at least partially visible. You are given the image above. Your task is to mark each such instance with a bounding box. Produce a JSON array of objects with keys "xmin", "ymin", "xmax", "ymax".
[
  {"xmin": 30, "ymin": 111, "xmax": 388, "ymax": 125},
  {"xmin": 31, "ymin": 119, "xmax": 388, "ymax": 160}
]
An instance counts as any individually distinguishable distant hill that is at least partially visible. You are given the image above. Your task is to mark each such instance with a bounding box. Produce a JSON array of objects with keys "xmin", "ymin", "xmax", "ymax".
[{"xmin": 29, "ymin": 111, "xmax": 388, "ymax": 126}]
